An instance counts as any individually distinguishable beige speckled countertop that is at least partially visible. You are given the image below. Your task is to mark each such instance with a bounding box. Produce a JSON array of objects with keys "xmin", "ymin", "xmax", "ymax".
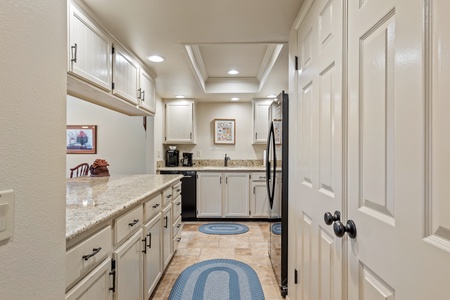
[
  {"xmin": 66, "ymin": 174, "xmax": 182, "ymax": 241},
  {"xmin": 158, "ymin": 166, "xmax": 269, "ymax": 172}
]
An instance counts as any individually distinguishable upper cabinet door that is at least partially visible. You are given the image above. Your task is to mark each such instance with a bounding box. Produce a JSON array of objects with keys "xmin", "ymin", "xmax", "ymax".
[
  {"xmin": 139, "ymin": 70, "xmax": 156, "ymax": 114},
  {"xmin": 253, "ymin": 100, "xmax": 272, "ymax": 144},
  {"xmin": 165, "ymin": 101, "xmax": 195, "ymax": 144},
  {"xmin": 68, "ymin": 2, "xmax": 112, "ymax": 91},
  {"xmin": 112, "ymin": 45, "xmax": 140, "ymax": 105}
]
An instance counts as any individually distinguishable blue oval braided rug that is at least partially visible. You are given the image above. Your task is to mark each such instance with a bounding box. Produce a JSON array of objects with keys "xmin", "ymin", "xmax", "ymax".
[
  {"xmin": 168, "ymin": 259, "xmax": 265, "ymax": 300},
  {"xmin": 198, "ymin": 223, "xmax": 249, "ymax": 235}
]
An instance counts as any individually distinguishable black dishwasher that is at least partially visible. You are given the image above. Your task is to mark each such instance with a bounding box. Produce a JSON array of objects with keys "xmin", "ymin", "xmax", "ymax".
[{"xmin": 160, "ymin": 170, "xmax": 197, "ymax": 221}]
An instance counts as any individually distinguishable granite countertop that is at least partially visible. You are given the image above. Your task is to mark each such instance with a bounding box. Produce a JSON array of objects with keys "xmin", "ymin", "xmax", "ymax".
[
  {"xmin": 66, "ymin": 174, "xmax": 182, "ymax": 241},
  {"xmin": 158, "ymin": 166, "xmax": 270, "ymax": 172}
]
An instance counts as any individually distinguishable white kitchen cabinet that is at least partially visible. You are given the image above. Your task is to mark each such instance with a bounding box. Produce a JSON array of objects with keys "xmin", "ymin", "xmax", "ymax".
[
  {"xmin": 251, "ymin": 173, "xmax": 270, "ymax": 217},
  {"xmin": 164, "ymin": 100, "xmax": 196, "ymax": 144},
  {"xmin": 161, "ymin": 203, "xmax": 173, "ymax": 269},
  {"xmin": 197, "ymin": 172, "xmax": 250, "ymax": 218},
  {"xmin": 68, "ymin": 1, "xmax": 112, "ymax": 91},
  {"xmin": 197, "ymin": 172, "xmax": 223, "ymax": 218},
  {"xmin": 252, "ymin": 99, "xmax": 273, "ymax": 144},
  {"xmin": 139, "ymin": 69, "xmax": 156, "ymax": 114},
  {"xmin": 65, "ymin": 258, "xmax": 113, "ymax": 300},
  {"xmin": 113, "ymin": 229, "xmax": 143, "ymax": 300},
  {"xmin": 143, "ymin": 214, "xmax": 162, "ymax": 300},
  {"xmin": 112, "ymin": 45, "xmax": 140, "ymax": 105},
  {"xmin": 223, "ymin": 173, "xmax": 250, "ymax": 217}
]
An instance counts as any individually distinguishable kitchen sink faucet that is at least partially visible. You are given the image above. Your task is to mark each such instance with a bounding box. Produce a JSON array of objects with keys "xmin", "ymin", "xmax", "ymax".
[{"xmin": 224, "ymin": 154, "xmax": 231, "ymax": 166}]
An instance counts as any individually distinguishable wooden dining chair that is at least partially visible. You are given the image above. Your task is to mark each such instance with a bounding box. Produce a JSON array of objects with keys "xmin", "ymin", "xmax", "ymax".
[{"xmin": 70, "ymin": 163, "xmax": 90, "ymax": 178}]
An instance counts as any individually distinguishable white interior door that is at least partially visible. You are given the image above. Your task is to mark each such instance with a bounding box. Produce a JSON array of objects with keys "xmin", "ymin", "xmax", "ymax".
[
  {"xmin": 294, "ymin": 0, "xmax": 344, "ymax": 298},
  {"xmin": 347, "ymin": 0, "xmax": 450, "ymax": 299}
]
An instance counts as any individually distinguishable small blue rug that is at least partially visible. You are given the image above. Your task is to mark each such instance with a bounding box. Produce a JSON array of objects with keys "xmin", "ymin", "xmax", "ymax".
[
  {"xmin": 198, "ymin": 223, "xmax": 249, "ymax": 235},
  {"xmin": 168, "ymin": 259, "xmax": 265, "ymax": 300},
  {"xmin": 271, "ymin": 223, "xmax": 281, "ymax": 235}
]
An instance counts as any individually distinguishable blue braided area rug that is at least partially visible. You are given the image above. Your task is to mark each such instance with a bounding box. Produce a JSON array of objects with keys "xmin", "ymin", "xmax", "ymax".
[
  {"xmin": 198, "ymin": 223, "xmax": 249, "ymax": 235},
  {"xmin": 271, "ymin": 223, "xmax": 281, "ymax": 235},
  {"xmin": 168, "ymin": 259, "xmax": 265, "ymax": 300}
]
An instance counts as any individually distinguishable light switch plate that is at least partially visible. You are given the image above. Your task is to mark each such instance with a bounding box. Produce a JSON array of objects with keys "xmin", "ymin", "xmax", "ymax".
[
  {"xmin": 0, "ymin": 190, "xmax": 14, "ymax": 242},
  {"xmin": 197, "ymin": 150, "xmax": 201, "ymax": 157}
]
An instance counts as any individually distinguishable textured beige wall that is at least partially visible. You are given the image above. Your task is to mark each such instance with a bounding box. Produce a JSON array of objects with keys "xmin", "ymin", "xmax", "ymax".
[{"xmin": 0, "ymin": 1, "xmax": 66, "ymax": 299}]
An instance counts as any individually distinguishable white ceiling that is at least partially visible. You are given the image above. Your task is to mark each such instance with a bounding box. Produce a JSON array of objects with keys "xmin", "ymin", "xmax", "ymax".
[{"xmin": 81, "ymin": 0, "xmax": 304, "ymax": 102}]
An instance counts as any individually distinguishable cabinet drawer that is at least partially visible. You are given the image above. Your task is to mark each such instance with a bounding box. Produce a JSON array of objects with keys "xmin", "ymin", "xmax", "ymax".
[
  {"xmin": 172, "ymin": 195, "xmax": 182, "ymax": 220},
  {"xmin": 144, "ymin": 194, "xmax": 161, "ymax": 221},
  {"xmin": 114, "ymin": 205, "xmax": 143, "ymax": 244},
  {"xmin": 172, "ymin": 182, "xmax": 182, "ymax": 199},
  {"xmin": 173, "ymin": 227, "xmax": 182, "ymax": 252},
  {"xmin": 252, "ymin": 172, "xmax": 267, "ymax": 181},
  {"xmin": 162, "ymin": 187, "xmax": 173, "ymax": 207},
  {"xmin": 66, "ymin": 226, "xmax": 112, "ymax": 288},
  {"xmin": 172, "ymin": 215, "xmax": 182, "ymax": 238}
]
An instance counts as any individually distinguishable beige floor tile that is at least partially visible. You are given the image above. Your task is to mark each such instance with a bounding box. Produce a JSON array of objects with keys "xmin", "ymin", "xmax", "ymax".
[{"xmin": 149, "ymin": 221, "xmax": 284, "ymax": 300}]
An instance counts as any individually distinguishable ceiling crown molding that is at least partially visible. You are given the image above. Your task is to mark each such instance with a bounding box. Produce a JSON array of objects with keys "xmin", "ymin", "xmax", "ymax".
[{"xmin": 184, "ymin": 43, "xmax": 285, "ymax": 94}]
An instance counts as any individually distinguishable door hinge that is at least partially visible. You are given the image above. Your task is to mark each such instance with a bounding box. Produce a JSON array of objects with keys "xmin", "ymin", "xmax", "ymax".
[
  {"xmin": 112, "ymin": 46, "xmax": 115, "ymax": 55},
  {"xmin": 295, "ymin": 55, "xmax": 299, "ymax": 71},
  {"xmin": 294, "ymin": 269, "xmax": 298, "ymax": 284},
  {"xmin": 112, "ymin": 82, "xmax": 115, "ymax": 90}
]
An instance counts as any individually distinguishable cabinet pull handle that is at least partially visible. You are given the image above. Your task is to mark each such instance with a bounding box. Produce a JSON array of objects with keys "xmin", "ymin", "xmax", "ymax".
[
  {"xmin": 164, "ymin": 216, "xmax": 168, "ymax": 228},
  {"xmin": 253, "ymin": 187, "xmax": 255, "ymax": 194},
  {"xmin": 147, "ymin": 233, "xmax": 152, "ymax": 248},
  {"xmin": 142, "ymin": 238, "xmax": 147, "ymax": 254},
  {"xmin": 176, "ymin": 188, "xmax": 181, "ymax": 192},
  {"xmin": 220, "ymin": 177, "xmax": 222, "ymax": 184},
  {"xmin": 226, "ymin": 177, "xmax": 228, "ymax": 184},
  {"xmin": 190, "ymin": 132, "xmax": 192, "ymax": 139},
  {"xmin": 109, "ymin": 269, "xmax": 116, "ymax": 292},
  {"xmin": 138, "ymin": 88, "xmax": 142, "ymax": 99},
  {"xmin": 167, "ymin": 194, "xmax": 172, "ymax": 199},
  {"xmin": 82, "ymin": 247, "xmax": 102, "ymax": 261},
  {"xmin": 256, "ymin": 132, "xmax": 257, "ymax": 140},
  {"xmin": 142, "ymin": 90, "xmax": 145, "ymax": 101},
  {"xmin": 71, "ymin": 43, "xmax": 77, "ymax": 63},
  {"xmin": 128, "ymin": 219, "xmax": 139, "ymax": 227},
  {"xmin": 176, "ymin": 237, "xmax": 181, "ymax": 242},
  {"xmin": 152, "ymin": 203, "xmax": 160, "ymax": 208},
  {"xmin": 177, "ymin": 224, "xmax": 181, "ymax": 228},
  {"xmin": 177, "ymin": 202, "xmax": 181, "ymax": 206}
]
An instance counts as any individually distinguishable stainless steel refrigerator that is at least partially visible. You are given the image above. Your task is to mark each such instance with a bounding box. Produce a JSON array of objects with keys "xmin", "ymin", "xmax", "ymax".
[{"xmin": 266, "ymin": 90, "xmax": 288, "ymax": 297}]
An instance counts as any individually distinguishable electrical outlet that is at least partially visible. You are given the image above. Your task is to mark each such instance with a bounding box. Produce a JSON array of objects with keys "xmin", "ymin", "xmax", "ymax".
[
  {"xmin": 157, "ymin": 150, "xmax": 161, "ymax": 158},
  {"xmin": 197, "ymin": 150, "xmax": 201, "ymax": 157}
]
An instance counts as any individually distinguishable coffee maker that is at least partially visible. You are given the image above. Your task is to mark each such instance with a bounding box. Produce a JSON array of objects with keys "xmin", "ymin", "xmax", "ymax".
[
  {"xmin": 166, "ymin": 149, "xmax": 179, "ymax": 167},
  {"xmin": 181, "ymin": 152, "xmax": 193, "ymax": 166}
]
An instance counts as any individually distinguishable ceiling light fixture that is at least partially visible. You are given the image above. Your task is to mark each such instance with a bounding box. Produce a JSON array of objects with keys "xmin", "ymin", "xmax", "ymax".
[
  {"xmin": 267, "ymin": 94, "xmax": 277, "ymax": 98},
  {"xmin": 147, "ymin": 55, "xmax": 165, "ymax": 62},
  {"xmin": 175, "ymin": 95, "xmax": 185, "ymax": 98},
  {"xmin": 231, "ymin": 97, "xmax": 239, "ymax": 101},
  {"xmin": 228, "ymin": 69, "xmax": 239, "ymax": 75}
]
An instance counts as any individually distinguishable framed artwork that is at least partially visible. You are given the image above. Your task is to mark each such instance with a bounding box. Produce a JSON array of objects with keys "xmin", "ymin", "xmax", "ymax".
[
  {"xmin": 214, "ymin": 119, "xmax": 235, "ymax": 144},
  {"xmin": 66, "ymin": 125, "xmax": 97, "ymax": 154}
]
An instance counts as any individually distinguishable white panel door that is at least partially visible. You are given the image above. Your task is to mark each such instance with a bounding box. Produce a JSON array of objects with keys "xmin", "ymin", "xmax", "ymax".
[
  {"xmin": 197, "ymin": 172, "xmax": 223, "ymax": 218},
  {"xmin": 143, "ymin": 214, "xmax": 161, "ymax": 300},
  {"xmin": 293, "ymin": 0, "xmax": 344, "ymax": 298},
  {"xmin": 112, "ymin": 45, "xmax": 139, "ymax": 105},
  {"xmin": 223, "ymin": 173, "xmax": 250, "ymax": 217},
  {"xmin": 113, "ymin": 229, "xmax": 143, "ymax": 300},
  {"xmin": 139, "ymin": 70, "xmax": 156, "ymax": 114},
  {"xmin": 68, "ymin": 2, "xmax": 112, "ymax": 91},
  {"xmin": 348, "ymin": 0, "xmax": 450, "ymax": 299}
]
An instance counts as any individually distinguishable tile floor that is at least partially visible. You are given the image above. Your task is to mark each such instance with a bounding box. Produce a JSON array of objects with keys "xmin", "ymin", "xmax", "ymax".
[{"xmin": 150, "ymin": 221, "xmax": 284, "ymax": 300}]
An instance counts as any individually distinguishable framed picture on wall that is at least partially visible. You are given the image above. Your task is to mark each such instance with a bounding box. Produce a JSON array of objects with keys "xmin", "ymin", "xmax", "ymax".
[
  {"xmin": 214, "ymin": 119, "xmax": 235, "ymax": 144},
  {"xmin": 66, "ymin": 125, "xmax": 97, "ymax": 154}
]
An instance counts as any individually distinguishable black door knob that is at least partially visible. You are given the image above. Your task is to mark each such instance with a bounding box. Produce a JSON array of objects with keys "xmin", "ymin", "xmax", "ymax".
[
  {"xmin": 333, "ymin": 220, "xmax": 357, "ymax": 239},
  {"xmin": 324, "ymin": 211, "xmax": 341, "ymax": 225}
]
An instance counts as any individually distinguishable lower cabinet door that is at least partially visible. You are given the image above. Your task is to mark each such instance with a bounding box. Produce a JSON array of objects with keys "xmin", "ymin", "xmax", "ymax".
[
  {"xmin": 144, "ymin": 214, "xmax": 162, "ymax": 299},
  {"xmin": 162, "ymin": 204, "xmax": 173, "ymax": 268},
  {"xmin": 113, "ymin": 229, "xmax": 143, "ymax": 300},
  {"xmin": 65, "ymin": 258, "xmax": 113, "ymax": 300}
]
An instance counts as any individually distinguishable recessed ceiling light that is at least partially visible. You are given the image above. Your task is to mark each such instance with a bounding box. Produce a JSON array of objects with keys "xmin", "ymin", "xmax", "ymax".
[
  {"xmin": 267, "ymin": 94, "xmax": 277, "ymax": 98},
  {"xmin": 176, "ymin": 95, "xmax": 185, "ymax": 98},
  {"xmin": 147, "ymin": 55, "xmax": 165, "ymax": 62},
  {"xmin": 231, "ymin": 97, "xmax": 239, "ymax": 101},
  {"xmin": 228, "ymin": 69, "xmax": 239, "ymax": 75}
]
